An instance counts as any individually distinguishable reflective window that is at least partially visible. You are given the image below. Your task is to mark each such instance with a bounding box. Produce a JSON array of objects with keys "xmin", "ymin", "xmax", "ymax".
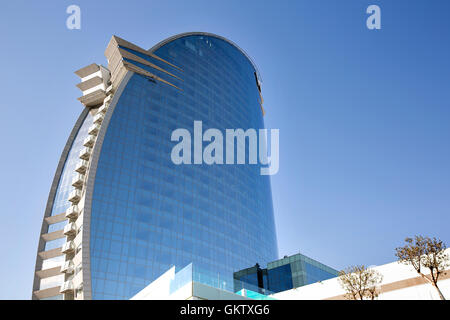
[
  {"xmin": 90, "ymin": 35, "xmax": 278, "ymax": 299},
  {"xmin": 304, "ymin": 262, "xmax": 338, "ymax": 285},
  {"xmin": 44, "ymin": 238, "xmax": 65, "ymax": 251},
  {"xmin": 235, "ymin": 254, "xmax": 339, "ymax": 293},
  {"xmin": 267, "ymin": 264, "xmax": 293, "ymax": 292},
  {"xmin": 50, "ymin": 112, "xmax": 93, "ymax": 217},
  {"xmin": 47, "ymin": 220, "xmax": 67, "ymax": 233}
]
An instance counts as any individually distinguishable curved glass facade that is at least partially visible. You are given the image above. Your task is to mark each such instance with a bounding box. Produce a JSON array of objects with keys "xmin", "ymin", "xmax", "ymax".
[
  {"xmin": 50, "ymin": 112, "xmax": 93, "ymax": 216},
  {"xmin": 89, "ymin": 35, "xmax": 278, "ymax": 299}
]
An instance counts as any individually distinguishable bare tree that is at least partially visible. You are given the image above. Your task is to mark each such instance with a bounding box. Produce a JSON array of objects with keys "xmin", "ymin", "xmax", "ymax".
[
  {"xmin": 338, "ymin": 265, "xmax": 383, "ymax": 300},
  {"xmin": 395, "ymin": 235, "xmax": 449, "ymax": 300}
]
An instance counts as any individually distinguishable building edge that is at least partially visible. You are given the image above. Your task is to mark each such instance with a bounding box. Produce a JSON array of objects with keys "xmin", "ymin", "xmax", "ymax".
[
  {"xmin": 148, "ymin": 31, "xmax": 263, "ymax": 82},
  {"xmin": 81, "ymin": 71, "xmax": 133, "ymax": 300},
  {"xmin": 31, "ymin": 108, "xmax": 90, "ymax": 299}
]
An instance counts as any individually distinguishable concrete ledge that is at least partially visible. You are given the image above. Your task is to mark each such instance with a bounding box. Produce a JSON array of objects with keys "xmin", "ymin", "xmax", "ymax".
[
  {"xmin": 45, "ymin": 213, "xmax": 66, "ymax": 225},
  {"xmin": 77, "ymin": 89, "xmax": 107, "ymax": 107},
  {"xmin": 76, "ymin": 76, "xmax": 104, "ymax": 91},
  {"xmin": 41, "ymin": 230, "xmax": 64, "ymax": 241},
  {"xmin": 75, "ymin": 63, "xmax": 100, "ymax": 78},
  {"xmin": 38, "ymin": 247, "xmax": 63, "ymax": 260},
  {"xmin": 36, "ymin": 266, "xmax": 61, "ymax": 279},
  {"xmin": 33, "ymin": 286, "xmax": 61, "ymax": 300}
]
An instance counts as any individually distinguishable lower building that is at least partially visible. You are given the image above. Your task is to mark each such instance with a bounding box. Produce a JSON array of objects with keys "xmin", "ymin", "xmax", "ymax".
[
  {"xmin": 272, "ymin": 248, "xmax": 450, "ymax": 300},
  {"xmin": 132, "ymin": 250, "xmax": 450, "ymax": 300},
  {"xmin": 131, "ymin": 263, "xmax": 273, "ymax": 300},
  {"xmin": 233, "ymin": 253, "xmax": 339, "ymax": 294},
  {"xmin": 132, "ymin": 253, "xmax": 338, "ymax": 300}
]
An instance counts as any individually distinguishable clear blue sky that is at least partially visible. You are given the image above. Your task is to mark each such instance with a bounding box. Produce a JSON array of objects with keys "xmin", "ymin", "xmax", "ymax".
[{"xmin": 0, "ymin": 0, "xmax": 449, "ymax": 299}]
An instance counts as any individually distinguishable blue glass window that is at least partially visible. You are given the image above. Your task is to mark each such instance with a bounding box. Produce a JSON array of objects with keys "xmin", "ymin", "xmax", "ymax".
[
  {"xmin": 50, "ymin": 113, "xmax": 93, "ymax": 217},
  {"xmin": 47, "ymin": 220, "xmax": 67, "ymax": 233},
  {"xmin": 45, "ymin": 238, "xmax": 65, "ymax": 251},
  {"xmin": 90, "ymin": 35, "xmax": 278, "ymax": 299}
]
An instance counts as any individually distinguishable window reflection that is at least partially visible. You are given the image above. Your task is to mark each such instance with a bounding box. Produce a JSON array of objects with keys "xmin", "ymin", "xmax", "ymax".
[
  {"xmin": 44, "ymin": 238, "xmax": 65, "ymax": 251},
  {"xmin": 90, "ymin": 35, "xmax": 278, "ymax": 299},
  {"xmin": 50, "ymin": 113, "xmax": 93, "ymax": 217}
]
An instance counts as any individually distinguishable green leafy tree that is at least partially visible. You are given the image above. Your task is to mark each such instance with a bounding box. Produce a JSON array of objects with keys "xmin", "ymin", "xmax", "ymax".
[
  {"xmin": 338, "ymin": 265, "xmax": 383, "ymax": 300},
  {"xmin": 395, "ymin": 235, "xmax": 449, "ymax": 300}
]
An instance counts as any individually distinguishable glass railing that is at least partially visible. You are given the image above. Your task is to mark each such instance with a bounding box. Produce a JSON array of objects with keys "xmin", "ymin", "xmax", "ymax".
[{"xmin": 168, "ymin": 263, "xmax": 275, "ymax": 299}]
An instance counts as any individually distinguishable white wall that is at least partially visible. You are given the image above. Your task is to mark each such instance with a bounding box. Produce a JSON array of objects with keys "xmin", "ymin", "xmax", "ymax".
[{"xmin": 272, "ymin": 249, "xmax": 450, "ymax": 300}]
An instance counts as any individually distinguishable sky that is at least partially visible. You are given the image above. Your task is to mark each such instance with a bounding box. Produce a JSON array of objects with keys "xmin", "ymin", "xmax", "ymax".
[{"xmin": 0, "ymin": 0, "xmax": 449, "ymax": 299}]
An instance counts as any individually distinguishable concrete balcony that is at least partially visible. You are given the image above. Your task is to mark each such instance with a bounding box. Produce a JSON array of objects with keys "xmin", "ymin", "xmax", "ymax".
[
  {"xmin": 79, "ymin": 147, "xmax": 92, "ymax": 161},
  {"xmin": 63, "ymin": 222, "xmax": 77, "ymax": 236},
  {"xmin": 61, "ymin": 261, "xmax": 74, "ymax": 274},
  {"xmin": 61, "ymin": 241, "xmax": 75, "ymax": 254},
  {"xmin": 98, "ymin": 104, "xmax": 108, "ymax": 114},
  {"xmin": 68, "ymin": 190, "xmax": 82, "ymax": 204},
  {"xmin": 83, "ymin": 135, "xmax": 96, "ymax": 148},
  {"xmin": 74, "ymin": 63, "xmax": 100, "ymax": 79},
  {"xmin": 75, "ymin": 160, "xmax": 88, "ymax": 174},
  {"xmin": 71, "ymin": 173, "xmax": 85, "ymax": 189},
  {"xmin": 77, "ymin": 89, "xmax": 106, "ymax": 108},
  {"xmin": 104, "ymin": 95, "xmax": 112, "ymax": 104},
  {"xmin": 88, "ymin": 124, "xmax": 101, "ymax": 136},
  {"xmin": 65, "ymin": 205, "xmax": 79, "ymax": 219},
  {"xmin": 60, "ymin": 280, "xmax": 74, "ymax": 293},
  {"xmin": 93, "ymin": 113, "xmax": 104, "ymax": 124},
  {"xmin": 33, "ymin": 286, "xmax": 62, "ymax": 300},
  {"xmin": 75, "ymin": 64, "xmax": 111, "ymax": 109}
]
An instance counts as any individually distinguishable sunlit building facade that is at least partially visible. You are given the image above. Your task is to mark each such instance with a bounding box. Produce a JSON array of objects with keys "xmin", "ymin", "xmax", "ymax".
[{"xmin": 32, "ymin": 33, "xmax": 278, "ymax": 300}]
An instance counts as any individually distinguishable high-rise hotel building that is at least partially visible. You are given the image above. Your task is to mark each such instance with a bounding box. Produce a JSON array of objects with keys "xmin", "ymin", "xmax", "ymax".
[{"xmin": 32, "ymin": 33, "xmax": 278, "ymax": 300}]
